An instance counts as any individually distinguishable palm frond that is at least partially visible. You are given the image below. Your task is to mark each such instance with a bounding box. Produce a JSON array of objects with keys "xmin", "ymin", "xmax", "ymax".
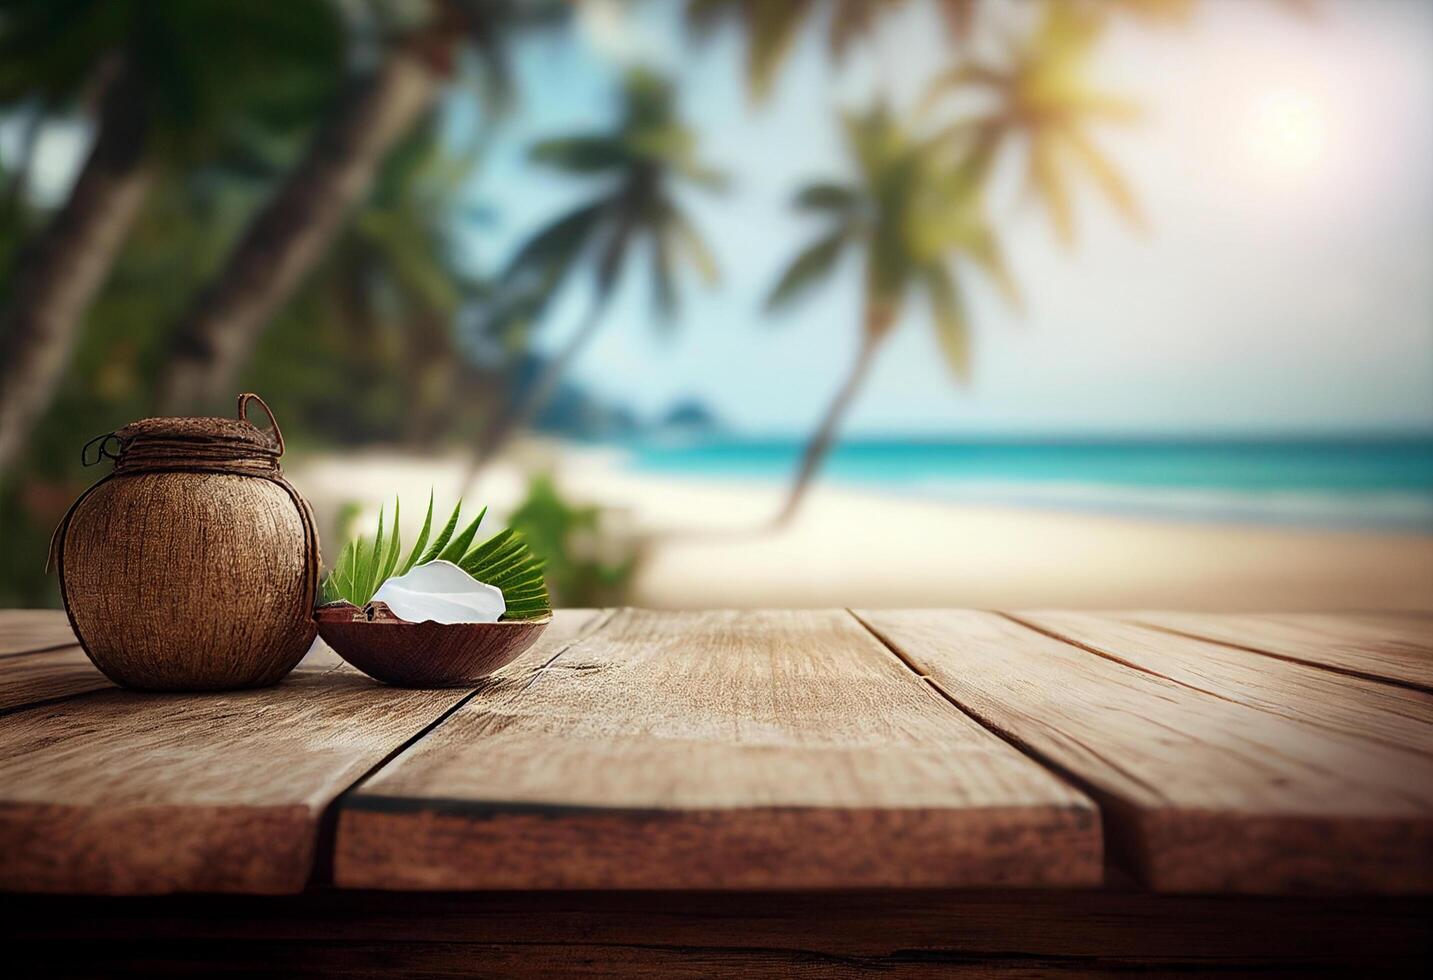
[
  {"xmin": 746, "ymin": 0, "xmax": 811, "ymax": 101},
  {"xmin": 794, "ymin": 182, "xmax": 860, "ymax": 213},
  {"xmin": 321, "ymin": 494, "xmax": 550, "ymax": 619},
  {"xmin": 923, "ymin": 263, "xmax": 971, "ymax": 383},
  {"xmin": 399, "ymin": 491, "xmax": 435, "ymax": 575},
  {"xmin": 419, "ymin": 499, "xmax": 464, "ymax": 565},
  {"xmin": 765, "ymin": 227, "xmax": 848, "ymax": 313},
  {"xmin": 501, "ymin": 200, "xmax": 606, "ymax": 288},
  {"xmin": 963, "ymin": 224, "xmax": 1022, "ymax": 311},
  {"xmin": 652, "ymin": 229, "xmax": 678, "ymax": 323},
  {"xmin": 530, "ymin": 135, "xmax": 629, "ymax": 173},
  {"xmin": 1061, "ymin": 125, "xmax": 1144, "ymax": 229},
  {"xmin": 1028, "ymin": 135, "xmax": 1075, "ymax": 244},
  {"xmin": 437, "ymin": 506, "xmax": 488, "ymax": 564},
  {"xmin": 668, "ymin": 208, "xmax": 720, "ymax": 284}
]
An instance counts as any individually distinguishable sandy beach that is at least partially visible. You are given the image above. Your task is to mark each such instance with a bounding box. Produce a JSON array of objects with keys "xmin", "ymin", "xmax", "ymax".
[{"xmin": 295, "ymin": 443, "xmax": 1433, "ymax": 613}]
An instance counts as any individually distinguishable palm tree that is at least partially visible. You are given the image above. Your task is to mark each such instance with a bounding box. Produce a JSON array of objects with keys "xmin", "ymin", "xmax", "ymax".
[
  {"xmin": 465, "ymin": 67, "xmax": 724, "ymax": 478},
  {"xmin": 156, "ymin": 0, "xmax": 564, "ymax": 414},
  {"xmin": 0, "ymin": 0, "xmax": 342, "ymax": 472},
  {"xmin": 684, "ymin": 0, "xmax": 981, "ymax": 101},
  {"xmin": 766, "ymin": 104, "xmax": 1018, "ymax": 525},
  {"xmin": 922, "ymin": 0, "xmax": 1145, "ymax": 244}
]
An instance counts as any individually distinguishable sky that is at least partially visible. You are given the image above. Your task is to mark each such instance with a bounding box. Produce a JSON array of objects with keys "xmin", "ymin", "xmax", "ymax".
[
  {"xmin": 457, "ymin": 0, "xmax": 1433, "ymax": 438},
  {"xmin": 3, "ymin": 0, "xmax": 1429, "ymax": 440}
]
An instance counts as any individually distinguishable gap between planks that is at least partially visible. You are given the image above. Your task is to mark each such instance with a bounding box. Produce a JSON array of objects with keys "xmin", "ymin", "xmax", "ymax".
[
  {"xmin": 854, "ymin": 609, "xmax": 1433, "ymax": 895},
  {"xmin": 846, "ymin": 608, "xmax": 1148, "ymax": 879},
  {"xmin": 1124, "ymin": 614, "xmax": 1433, "ymax": 696},
  {"xmin": 307, "ymin": 608, "xmax": 621, "ymax": 886},
  {"xmin": 0, "ymin": 611, "xmax": 608, "ymax": 894},
  {"xmin": 334, "ymin": 608, "xmax": 1101, "ymax": 891}
]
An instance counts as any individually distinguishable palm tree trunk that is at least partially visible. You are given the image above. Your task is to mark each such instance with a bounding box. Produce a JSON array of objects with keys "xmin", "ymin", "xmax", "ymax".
[
  {"xmin": 463, "ymin": 299, "xmax": 607, "ymax": 488},
  {"xmin": 772, "ymin": 329, "xmax": 883, "ymax": 527},
  {"xmin": 0, "ymin": 64, "xmax": 153, "ymax": 473},
  {"xmin": 157, "ymin": 49, "xmax": 439, "ymax": 413}
]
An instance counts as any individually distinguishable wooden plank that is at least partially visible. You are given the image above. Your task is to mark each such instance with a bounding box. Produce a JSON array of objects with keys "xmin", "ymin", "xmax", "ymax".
[
  {"xmin": 1017, "ymin": 612, "xmax": 1433, "ymax": 758},
  {"xmin": 0, "ymin": 609, "xmax": 77, "ymax": 656},
  {"xmin": 0, "ymin": 645, "xmax": 111, "ymax": 712},
  {"xmin": 857, "ymin": 609, "xmax": 1433, "ymax": 895},
  {"xmin": 0, "ymin": 609, "xmax": 600, "ymax": 895},
  {"xmin": 335, "ymin": 608, "xmax": 1100, "ymax": 891},
  {"xmin": 1130, "ymin": 611, "xmax": 1433, "ymax": 693},
  {"xmin": 6, "ymin": 890, "xmax": 1430, "ymax": 979},
  {"xmin": 0, "ymin": 638, "xmax": 350, "ymax": 716}
]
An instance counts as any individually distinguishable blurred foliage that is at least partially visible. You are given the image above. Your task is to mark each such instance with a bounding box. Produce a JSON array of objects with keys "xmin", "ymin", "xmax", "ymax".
[
  {"xmin": 769, "ymin": 104, "xmax": 1016, "ymax": 380},
  {"xmin": 491, "ymin": 67, "xmax": 724, "ymax": 347},
  {"xmin": 0, "ymin": 0, "xmax": 1234, "ymax": 603},
  {"xmin": 468, "ymin": 65, "xmax": 727, "ymax": 470},
  {"xmin": 923, "ymin": 0, "xmax": 1145, "ymax": 244},
  {"xmin": 507, "ymin": 473, "xmax": 639, "ymax": 609},
  {"xmin": 0, "ymin": 0, "xmax": 343, "ymax": 162}
]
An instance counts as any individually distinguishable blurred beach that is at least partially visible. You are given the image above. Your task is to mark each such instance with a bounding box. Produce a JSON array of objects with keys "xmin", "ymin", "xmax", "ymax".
[
  {"xmin": 295, "ymin": 439, "xmax": 1433, "ymax": 612},
  {"xmin": 3, "ymin": 0, "xmax": 1432, "ymax": 615}
]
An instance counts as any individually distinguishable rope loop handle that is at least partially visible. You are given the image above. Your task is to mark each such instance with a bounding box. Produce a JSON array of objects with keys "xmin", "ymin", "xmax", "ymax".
[
  {"xmin": 80, "ymin": 432, "xmax": 122, "ymax": 467},
  {"xmin": 237, "ymin": 392, "xmax": 285, "ymax": 457}
]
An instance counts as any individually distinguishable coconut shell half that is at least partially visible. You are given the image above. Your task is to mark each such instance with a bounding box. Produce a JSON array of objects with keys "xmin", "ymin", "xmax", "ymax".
[{"xmin": 314, "ymin": 601, "xmax": 550, "ymax": 688}]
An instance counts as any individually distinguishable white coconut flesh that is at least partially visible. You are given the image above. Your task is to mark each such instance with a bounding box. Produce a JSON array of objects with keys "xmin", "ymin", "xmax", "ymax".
[{"xmin": 371, "ymin": 560, "xmax": 506, "ymax": 624}]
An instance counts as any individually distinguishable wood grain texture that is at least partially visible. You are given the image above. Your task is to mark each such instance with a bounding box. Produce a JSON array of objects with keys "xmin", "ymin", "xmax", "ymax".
[
  {"xmin": 1017, "ymin": 612, "xmax": 1433, "ymax": 757},
  {"xmin": 0, "ymin": 645, "xmax": 111, "ymax": 712},
  {"xmin": 335, "ymin": 608, "xmax": 1100, "ymax": 891},
  {"xmin": 857, "ymin": 609, "xmax": 1433, "ymax": 895},
  {"xmin": 0, "ymin": 608, "xmax": 76, "ymax": 656},
  {"xmin": 6, "ymin": 889, "xmax": 1429, "ymax": 978},
  {"xmin": 0, "ymin": 638, "xmax": 347, "ymax": 716},
  {"xmin": 1130, "ymin": 611, "xmax": 1433, "ymax": 693},
  {"xmin": 0, "ymin": 610, "xmax": 598, "ymax": 895}
]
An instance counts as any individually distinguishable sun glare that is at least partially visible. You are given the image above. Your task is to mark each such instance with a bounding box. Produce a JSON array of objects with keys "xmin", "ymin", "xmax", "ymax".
[{"xmin": 1246, "ymin": 87, "xmax": 1328, "ymax": 178}]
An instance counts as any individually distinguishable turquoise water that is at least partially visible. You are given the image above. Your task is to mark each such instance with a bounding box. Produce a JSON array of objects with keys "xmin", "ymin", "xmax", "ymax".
[{"xmin": 628, "ymin": 437, "xmax": 1433, "ymax": 531}]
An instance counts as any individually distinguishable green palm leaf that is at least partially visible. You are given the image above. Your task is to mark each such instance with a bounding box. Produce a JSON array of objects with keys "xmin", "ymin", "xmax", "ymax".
[
  {"xmin": 652, "ymin": 228, "xmax": 678, "ymax": 322},
  {"xmin": 376, "ymin": 497, "xmax": 402, "ymax": 590},
  {"xmin": 530, "ymin": 135, "xmax": 629, "ymax": 173},
  {"xmin": 669, "ymin": 208, "xmax": 720, "ymax": 284},
  {"xmin": 419, "ymin": 499, "xmax": 464, "ymax": 565},
  {"xmin": 361, "ymin": 504, "xmax": 387, "ymax": 604},
  {"xmin": 923, "ymin": 263, "xmax": 971, "ymax": 383},
  {"xmin": 437, "ymin": 506, "xmax": 488, "ymax": 564},
  {"xmin": 320, "ymin": 493, "xmax": 551, "ymax": 620},
  {"xmin": 399, "ymin": 490, "xmax": 435, "ymax": 575},
  {"xmin": 794, "ymin": 182, "xmax": 860, "ymax": 213},
  {"xmin": 766, "ymin": 227, "xmax": 848, "ymax": 313}
]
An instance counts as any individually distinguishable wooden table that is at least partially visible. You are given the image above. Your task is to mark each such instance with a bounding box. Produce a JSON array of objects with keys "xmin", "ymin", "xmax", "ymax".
[{"xmin": 2, "ymin": 608, "xmax": 1430, "ymax": 976}]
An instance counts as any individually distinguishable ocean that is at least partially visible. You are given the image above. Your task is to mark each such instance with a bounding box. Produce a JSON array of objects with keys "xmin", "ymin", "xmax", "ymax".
[{"xmin": 628, "ymin": 437, "xmax": 1433, "ymax": 532}]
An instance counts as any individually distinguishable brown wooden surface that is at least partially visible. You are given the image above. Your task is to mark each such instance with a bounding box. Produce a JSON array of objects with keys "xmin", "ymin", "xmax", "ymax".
[
  {"xmin": 1129, "ymin": 611, "xmax": 1433, "ymax": 693},
  {"xmin": 858, "ymin": 609, "xmax": 1433, "ymax": 895},
  {"xmin": 0, "ymin": 609, "xmax": 598, "ymax": 895},
  {"xmin": 0, "ymin": 633, "xmax": 346, "ymax": 716},
  {"xmin": 6, "ymin": 888, "xmax": 1428, "ymax": 978},
  {"xmin": 335, "ymin": 608, "xmax": 1101, "ymax": 890},
  {"xmin": 1017, "ymin": 612, "xmax": 1433, "ymax": 756},
  {"xmin": 0, "ymin": 644, "xmax": 112, "ymax": 712},
  {"xmin": 0, "ymin": 608, "xmax": 76, "ymax": 656},
  {"xmin": 3, "ymin": 607, "xmax": 1431, "ymax": 903}
]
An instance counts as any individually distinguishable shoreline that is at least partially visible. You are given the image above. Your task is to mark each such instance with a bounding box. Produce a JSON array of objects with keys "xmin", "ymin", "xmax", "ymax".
[{"xmin": 293, "ymin": 444, "xmax": 1433, "ymax": 613}]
